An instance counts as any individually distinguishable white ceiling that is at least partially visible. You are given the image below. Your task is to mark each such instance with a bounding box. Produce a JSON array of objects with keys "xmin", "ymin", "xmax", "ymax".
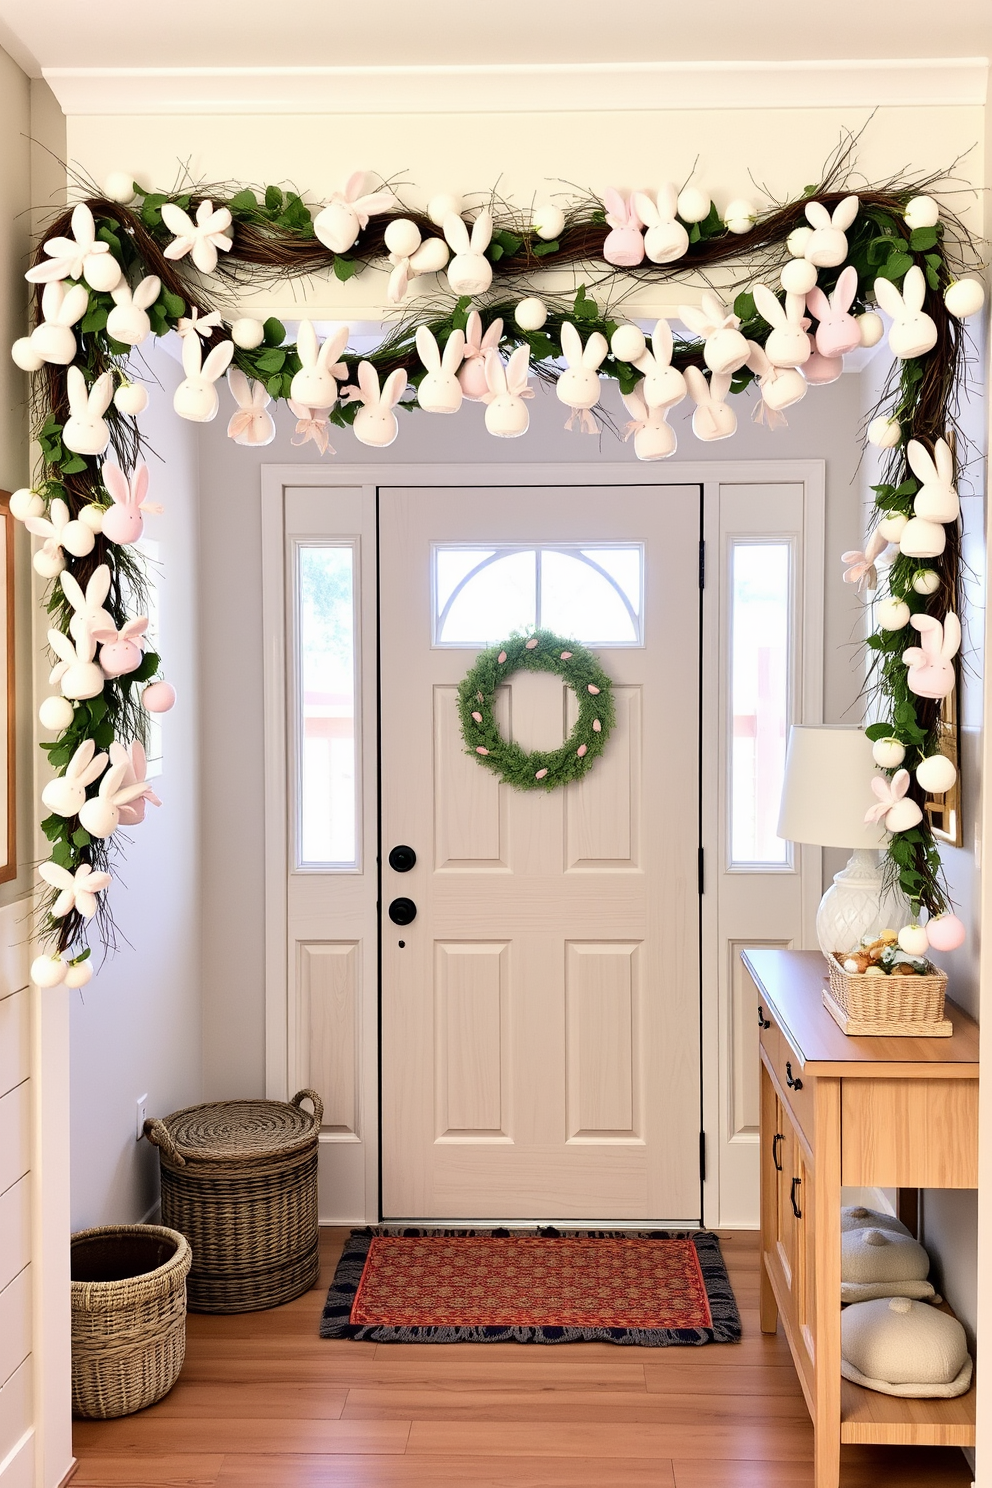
[{"xmin": 0, "ymin": 0, "xmax": 989, "ymax": 74}]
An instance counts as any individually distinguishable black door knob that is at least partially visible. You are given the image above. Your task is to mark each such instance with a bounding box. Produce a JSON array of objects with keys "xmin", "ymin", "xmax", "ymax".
[
  {"xmin": 388, "ymin": 845, "xmax": 417, "ymax": 873},
  {"xmin": 388, "ymin": 897, "xmax": 417, "ymax": 926}
]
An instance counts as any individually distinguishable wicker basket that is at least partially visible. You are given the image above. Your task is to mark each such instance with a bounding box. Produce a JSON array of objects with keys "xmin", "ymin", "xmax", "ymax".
[
  {"xmin": 71, "ymin": 1224, "xmax": 191, "ymax": 1419},
  {"xmin": 144, "ymin": 1089, "xmax": 323, "ymax": 1314},
  {"xmin": 825, "ymin": 955, "xmax": 950, "ymax": 1036}
]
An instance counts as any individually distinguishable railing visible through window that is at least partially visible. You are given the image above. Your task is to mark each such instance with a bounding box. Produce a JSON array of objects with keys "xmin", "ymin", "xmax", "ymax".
[
  {"xmin": 295, "ymin": 542, "xmax": 358, "ymax": 870},
  {"xmin": 729, "ymin": 541, "xmax": 792, "ymax": 867}
]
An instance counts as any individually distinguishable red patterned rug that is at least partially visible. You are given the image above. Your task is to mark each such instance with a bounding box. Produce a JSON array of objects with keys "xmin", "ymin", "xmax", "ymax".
[{"xmin": 321, "ymin": 1228, "xmax": 741, "ymax": 1346}]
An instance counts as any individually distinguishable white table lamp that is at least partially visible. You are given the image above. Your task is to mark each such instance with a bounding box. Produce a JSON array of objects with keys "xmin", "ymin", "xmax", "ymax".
[{"xmin": 778, "ymin": 725, "xmax": 912, "ymax": 958}]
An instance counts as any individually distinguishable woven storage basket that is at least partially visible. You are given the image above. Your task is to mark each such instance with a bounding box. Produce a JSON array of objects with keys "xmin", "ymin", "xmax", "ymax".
[
  {"xmin": 144, "ymin": 1089, "xmax": 323, "ymax": 1314},
  {"xmin": 71, "ymin": 1224, "xmax": 190, "ymax": 1419},
  {"xmin": 826, "ymin": 955, "xmax": 949, "ymax": 1033}
]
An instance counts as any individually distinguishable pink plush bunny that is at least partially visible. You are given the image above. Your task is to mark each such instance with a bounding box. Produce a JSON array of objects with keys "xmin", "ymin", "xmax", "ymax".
[
  {"xmin": 841, "ymin": 529, "xmax": 888, "ymax": 591},
  {"xmin": 110, "ymin": 740, "xmax": 161, "ymax": 826},
  {"xmin": 94, "ymin": 616, "xmax": 148, "ymax": 677},
  {"xmin": 226, "ymin": 368, "xmax": 276, "ymax": 446},
  {"xmin": 864, "ymin": 768, "xmax": 923, "ymax": 833},
  {"xmin": 78, "ymin": 758, "xmax": 156, "ymax": 839},
  {"xmin": 459, "ymin": 313, "xmax": 504, "ymax": 400},
  {"xmin": 902, "ymin": 612, "xmax": 960, "ymax": 699},
  {"xmin": 803, "ymin": 333, "xmax": 843, "ymax": 384},
  {"xmin": 806, "ymin": 266, "xmax": 861, "ymax": 357},
  {"xmin": 101, "ymin": 461, "xmax": 162, "ymax": 546},
  {"xmin": 602, "ymin": 189, "xmax": 645, "ymax": 267}
]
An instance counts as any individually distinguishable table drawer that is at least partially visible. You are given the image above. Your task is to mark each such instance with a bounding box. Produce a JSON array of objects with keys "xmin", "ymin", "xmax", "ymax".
[{"xmin": 759, "ymin": 1004, "xmax": 814, "ymax": 1146}]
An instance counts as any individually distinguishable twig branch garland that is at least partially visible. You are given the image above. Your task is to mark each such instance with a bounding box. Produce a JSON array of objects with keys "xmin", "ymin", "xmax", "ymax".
[{"xmin": 9, "ymin": 143, "xmax": 985, "ymax": 981}]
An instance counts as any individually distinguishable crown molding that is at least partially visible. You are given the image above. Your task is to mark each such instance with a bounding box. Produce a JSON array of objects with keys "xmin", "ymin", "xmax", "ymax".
[{"xmin": 43, "ymin": 57, "xmax": 989, "ymax": 116}]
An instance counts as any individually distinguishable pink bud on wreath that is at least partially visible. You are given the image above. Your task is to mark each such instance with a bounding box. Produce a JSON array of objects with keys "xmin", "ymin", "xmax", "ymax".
[
  {"xmin": 526, "ymin": 638, "xmax": 538, "ymax": 649},
  {"xmin": 498, "ymin": 651, "xmax": 507, "ymax": 663},
  {"xmin": 926, "ymin": 914, "xmax": 966, "ymax": 952},
  {"xmin": 588, "ymin": 684, "xmax": 600, "ymax": 695},
  {"xmin": 142, "ymin": 680, "xmax": 176, "ymax": 713},
  {"xmin": 577, "ymin": 744, "xmax": 587, "ymax": 757},
  {"xmin": 535, "ymin": 768, "xmax": 548, "ymax": 779},
  {"xmin": 472, "ymin": 710, "xmax": 482, "ymax": 722},
  {"xmin": 560, "ymin": 651, "xmax": 572, "ymax": 660},
  {"xmin": 593, "ymin": 719, "xmax": 602, "ymax": 731},
  {"xmin": 476, "ymin": 746, "xmax": 489, "ymax": 755}
]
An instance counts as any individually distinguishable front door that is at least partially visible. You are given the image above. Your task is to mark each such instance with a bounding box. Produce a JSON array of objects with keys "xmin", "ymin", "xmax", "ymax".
[{"xmin": 379, "ymin": 483, "xmax": 701, "ymax": 1221}]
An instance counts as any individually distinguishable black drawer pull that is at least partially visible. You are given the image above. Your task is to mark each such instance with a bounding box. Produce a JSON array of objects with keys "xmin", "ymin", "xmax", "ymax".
[
  {"xmin": 772, "ymin": 1133, "xmax": 784, "ymax": 1172},
  {"xmin": 790, "ymin": 1176, "xmax": 803, "ymax": 1219},
  {"xmin": 785, "ymin": 1060, "xmax": 803, "ymax": 1091},
  {"xmin": 757, "ymin": 1005, "xmax": 771, "ymax": 1030}
]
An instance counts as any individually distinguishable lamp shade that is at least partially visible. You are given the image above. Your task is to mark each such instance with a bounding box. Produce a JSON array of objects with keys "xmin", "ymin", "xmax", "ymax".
[{"xmin": 778, "ymin": 726, "xmax": 888, "ymax": 850}]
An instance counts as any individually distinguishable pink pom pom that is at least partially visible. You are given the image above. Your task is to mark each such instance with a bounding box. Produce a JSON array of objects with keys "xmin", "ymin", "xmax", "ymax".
[
  {"xmin": 476, "ymin": 746, "xmax": 489, "ymax": 755},
  {"xmin": 141, "ymin": 680, "xmax": 176, "ymax": 713},
  {"xmin": 472, "ymin": 710, "xmax": 482, "ymax": 722},
  {"xmin": 525, "ymin": 638, "xmax": 538, "ymax": 649},
  {"xmin": 592, "ymin": 719, "xmax": 601, "ymax": 731},
  {"xmin": 926, "ymin": 914, "xmax": 966, "ymax": 952},
  {"xmin": 588, "ymin": 684, "xmax": 600, "ymax": 695},
  {"xmin": 577, "ymin": 744, "xmax": 587, "ymax": 757},
  {"xmin": 497, "ymin": 651, "xmax": 507, "ymax": 664},
  {"xmin": 535, "ymin": 768, "xmax": 548, "ymax": 779},
  {"xmin": 560, "ymin": 651, "xmax": 572, "ymax": 660}
]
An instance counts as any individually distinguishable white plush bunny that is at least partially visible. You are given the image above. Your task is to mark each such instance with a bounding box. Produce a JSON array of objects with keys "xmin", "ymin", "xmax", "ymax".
[
  {"xmin": 902, "ymin": 613, "xmax": 960, "ymax": 699},
  {"xmin": 161, "ymin": 199, "xmax": 233, "ymax": 275},
  {"xmin": 415, "ymin": 326, "xmax": 466, "ymax": 414},
  {"xmin": 907, "ymin": 438, "xmax": 958, "ymax": 524},
  {"xmin": 482, "ymin": 347, "xmax": 534, "ymax": 437},
  {"xmin": 864, "ymin": 768, "xmax": 923, "ymax": 833},
  {"xmin": 25, "ymin": 497, "xmax": 94, "ymax": 576},
  {"xmin": 443, "ymin": 210, "xmax": 494, "ymax": 297},
  {"xmin": 94, "ymin": 616, "xmax": 148, "ymax": 677},
  {"xmin": 30, "ymin": 282, "xmax": 89, "ymax": 365},
  {"xmin": 899, "ymin": 511, "xmax": 946, "ymax": 559},
  {"xmin": 41, "ymin": 738, "xmax": 109, "ymax": 817},
  {"xmin": 26, "ymin": 202, "xmax": 122, "ymax": 292},
  {"xmin": 806, "ymin": 266, "xmax": 861, "ymax": 357},
  {"xmin": 678, "ymin": 292, "xmax": 750, "ymax": 375},
  {"xmin": 63, "ymin": 368, "xmax": 113, "ymax": 456},
  {"xmin": 684, "ymin": 366, "xmax": 737, "ymax": 441},
  {"xmin": 110, "ymin": 740, "xmax": 161, "ymax": 826},
  {"xmin": 803, "ymin": 196, "xmax": 859, "ymax": 267},
  {"xmin": 106, "ymin": 275, "xmax": 161, "ymax": 347},
  {"xmin": 460, "ymin": 312, "xmax": 504, "ymax": 400},
  {"xmin": 752, "ymin": 285, "xmax": 811, "ymax": 367},
  {"xmin": 100, "ymin": 462, "xmax": 161, "ymax": 546},
  {"xmin": 289, "ymin": 321, "xmax": 349, "ymax": 411},
  {"xmin": 38, "ymin": 861, "xmax": 112, "ymax": 919},
  {"xmin": 226, "ymin": 368, "xmax": 276, "ymax": 446},
  {"xmin": 48, "ymin": 625, "xmax": 104, "ymax": 701},
  {"xmin": 874, "ymin": 267, "xmax": 938, "ymax": 359},
  {"xmin": 313, "ymin": 172, "xmax": 398, "ymax": 254},
  {"xmin": 347, "ymin": 362, "xmax": 407, "ymax": 448},
  {"xmin": 601, "ymin": 189, "xmax": 645, "ymax": 267},
  {"xmin": 556, "ymin": 322, "xmax": 608, "ymax": 432},
  {"xmin": 621, "ymin": 388, "xmax": 676, "ymax": 461},
  {"xmin": 61, "ymin": 567, "xmax": 114, "ymax": 642},
  {"xmin": 79, "ymin": 757, "xmax": 155, "ymax": 838},
  {"xmin": 633, "ymin": 185, "xmax": 689, "ymax": 264},
  {"xmin": 384, "ymin": 219, "xmax": 449, "ymax": 303},
  {"xmin": 632, "ymin": 319, "xmax": 687, "ymax": 410},
  {"xmin": 745, "ymin": 341, "xmax": 808, "ymax": 420},
  {"xmin": 173, "ymin": 335, "xmax": 234, "ymax": 423}
]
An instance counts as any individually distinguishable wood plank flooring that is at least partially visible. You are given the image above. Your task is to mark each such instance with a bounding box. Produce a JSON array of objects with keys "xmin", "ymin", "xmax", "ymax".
[{"xmin": 72, "ymin": 1228, "xmax": 972, "ymax": 1487}]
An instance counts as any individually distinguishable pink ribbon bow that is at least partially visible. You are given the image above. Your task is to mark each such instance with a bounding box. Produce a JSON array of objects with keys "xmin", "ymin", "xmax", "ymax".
[
  {"xmin": 564, "ymin": 408, "xmax": 600, "ymax": 435},
  {"xmin": 288, "ymin": 399, "xmax": 334, "ymax": 456},
  {"xmin": 842, "ymin": 530, "xmax": 888, "ymax": 591}
]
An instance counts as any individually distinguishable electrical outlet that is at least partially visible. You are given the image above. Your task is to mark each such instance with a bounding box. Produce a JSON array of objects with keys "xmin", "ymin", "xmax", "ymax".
[{"xmin": 136, "ymin": 1094, "xmax": 148, "ymax": 1142}]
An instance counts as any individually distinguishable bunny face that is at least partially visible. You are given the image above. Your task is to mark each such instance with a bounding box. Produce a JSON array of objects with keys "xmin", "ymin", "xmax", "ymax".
[
  {"xmin": 63, "ymin": 368, "xmax": 113, "ymax": 457},
  {"xmin": 634, "ymin": 187, "xmax": 689, "ymax": 264},
  {"xmin": 289, "ymin": 321, "xmax": 349, "ymax": 411},
  {"xmin": 908, "ymin": 437, "xmax": 959, "ymax": 524},
  {"xmin": 621, "ymin": 390, "xmax": 676, "ymax": 461},
  {"xmin": 459, "ymin": 313, "xmax": 504, "ymax": 401},
  {"xmin": 634, "ymin": 320, "xmax": 687, "ymax": 410},
  {"xmin": 416, "ymin": 327, "xmax": 465, "ymax": 414},
  {"xmin": 803, "ymin": 195, "xmax": 859, "ymax": 268},
  {"xmin": 902, "ymin": 612, "xmax": 960, "ymax": 701},
  {"xmin": 444, "ymin": 211, "xmax": 494, "ymax": 297},
  {"xmin": 41, "ymin": 739, "xmax": 108, "ymax": 817},
  {"xmin": 602, "ymin": 189, "xmax": 645, "ymax": 268},
  {"xmin": 174, "ymin": 335, "xmax": 235, "ymax": 423},
  {"xmin": 101, "ymin": 462, "xmax": 149, "ymax": 545},
  {"xmin": 684, "ymin": 366, "xmax": 737, "ymax": 442},
  {"xmin": 874, "ymin": 267, "xmax": 938, "ymax": 359},
  {"xmin": 352, "ymin": 363, "xmax": 407, "ymax": 448},
  {"xmin": 95, "ymin": 617, "xmax": 147, "ymax": 677},
  {"xmin": 61, "ymin": 567, "xmax": 114, "ymax": 643},
  {"xmin": 807, "ymin": 266, "xmax": 861, "ymax": 358},
  {"xmin": 227, "ymin": 369, "xmax": 276, "ymax": 446},
  {"xmin": 483, "ymin": 347, "xmax": 533, "ymax": 438},
  {"xmin": 106, "ymin": 275, "xmax": 161, "ymax": 346},
  {"xmin": 556, "ymin": 323, "xmax": 608, "ymax": 413},
  {"xmin": 753, "ymin": 286, "xmax": 811, "ymax": 368}
]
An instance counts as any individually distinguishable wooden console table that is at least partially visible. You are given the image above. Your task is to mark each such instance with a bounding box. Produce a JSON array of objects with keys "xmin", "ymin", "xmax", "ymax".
[{"xmin": 742, "ymin": 947, "xmax": 978, "ymax": 1488}]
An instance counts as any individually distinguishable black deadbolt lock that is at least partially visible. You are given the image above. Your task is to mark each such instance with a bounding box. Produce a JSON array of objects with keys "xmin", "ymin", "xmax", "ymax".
[
  {"xmin": 388, "ymin": 897, "xmax": 417, "ymax": 926},
  {"xmin": 388, "ymin": 844, "xmax": 417, "ymax": 873}
]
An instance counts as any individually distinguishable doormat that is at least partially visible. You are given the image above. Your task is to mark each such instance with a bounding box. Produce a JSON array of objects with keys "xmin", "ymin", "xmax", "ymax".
[{"xmin": 320, "ymin": 1228, "xmax": 741, "ymax": 1345}]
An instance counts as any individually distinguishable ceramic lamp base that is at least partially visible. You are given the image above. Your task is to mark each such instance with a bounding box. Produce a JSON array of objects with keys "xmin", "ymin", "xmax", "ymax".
[{"xmin": 815, "ymin": 848, "xmax": 912, "ymax": 960}]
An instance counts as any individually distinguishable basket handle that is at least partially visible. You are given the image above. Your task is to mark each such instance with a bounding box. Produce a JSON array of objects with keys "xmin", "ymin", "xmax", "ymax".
[
  {"xmin": 291, "ymin": 1088, "xmax": 324, "ymax": 1128},
  {"xmin": 142, "ymin": 1117, "xmax": 186, "ymax": 1166}
]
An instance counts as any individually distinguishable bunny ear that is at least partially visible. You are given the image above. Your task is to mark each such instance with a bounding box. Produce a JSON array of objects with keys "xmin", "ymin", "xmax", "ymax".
[
  {"xmin": 65, "ymin": 366, "xmax": 88, "ymax": 413},
  {"xmin": 470, "ymin": 208, "xmax": 493, "ymax": 251},
  {"xmin": 181, "ymin": 333, "xmax": 203, "ymax": 376},
  {"xmin": 87, "ymin": 566, "xmax": 112, "ymax": 607},
  {"xmin": 252, "ymin": 380, "xmax": 271, "ymax": 409},
  {"xmin": 678, "ymin": 305, "xmax": 710, "ymax": 336},
  {"xmin": 683, "ymin": 366, "xmax": 708, "ymax": 404},
  {"xmin": 805, "ymin": 286, "xmax": 829, "ymax": 321},
  {"xmin": 805, "ymin": 202, "xmax": 831, "ymax": 229},
  {"xmin": 872, "ymin": 277, "xmax": 904, "ymax": 317},
  {"xmin": 443, "ymin": 213, "xmax": 471, "ymax": 254},
  {"xmin": 59, "ymin": 571, "xmax": 84, "ymax": 610},
  {"xmin": 343, "ymin": 171, "xmax": 367, "ymax": 202},
  {"xmin": 134, "ymin": 275, "xmax": 161, "ymax": 309},
  {"xmin": 463, "ymin": 310, "xmax": 482, "ymax": 350},
  {"xmin": 68, "ymin": 739, "xmax": 96, "ymax": 777},
  {"xmin": 442, "ymin": 329, "xmax": 466, "ymax": 372},
  {"xmin": 100, "ymin": 761, "xmax": 129, "ymax": 800},
  {"xmin": 902, "ymin": 265, "xmax": 926, "ymax": 312},
  {"xmin": 657, "ymin": 183, "xmax": 678, "ymax": 219},
  {"xmin": 101, "ymin": 462, "xmax": 130, "ymax": 506},
  {"xmin": 357, "ymin": 360, "xmax": 379, "ymax": 403},
  {"xmin": 382, "ymin": 369, "xmax": 407, "ymax": 407},
  {"xmin": 75, "ymin": 625, "xmax": 98, "ymax": 664},
  {"xmin": 935, "ymin": 438, "xmax": 954, "ymax": 484},
  {"xmin": 582, "ymin": 331, "xmax": 608, "ymax": 370},
  {"xmin": 710, "ymin": 371, "xmax": 733, "ymax": 401},
  {"xmin": 296, "ymin": 320, "xmax": 317, "ymax": 367},
  {"xmin": 481, "ymin": 317, "xmax": 504, "ymax": 351},
  {"xmin": 227, "ymin": 367, "xmax": 251, "ymax": 407},
  {"xmin": 745, "ymin": 340, "xmax": 771, "ymax": 376},
  {"xmin": 560, "ymin": 322, "xmax": 583, "ymax": 366},
  {"xmin": 320, "ymin": 326, "xmax": 350, "ymax": 368},
  {"xmin": 632, "ymin": 191, "xmax": 659, "ymax": 228},
  {"xmin": 907, "ymin": 438, "xmax": 936, "ymax": 483},
  {"xmin": 941, "ymin": 612, "xmax": 962, "ymax": 660},
  {"xmin": 484, "ymin": 350, "xmax": 508, "ymax": 396},
  {"xmin": 833, "ymin": 265, "xmax": 858, "ymax": 313},
  {"xmin": 416, "ymin": 325, "xmax": 441, "ymax": 371},
  {"xmin": 870, "ymin": 773, "xmax": 892, "ymax": 804},
  {"xmin": 651, "ymin": 318, "xmax": 674, "ymax": 364},
  {"xmin": 784, "ymin": 292, "xmax": 807, "ymax": 324},
  {"xmin": 131, "ymin": 463, "xmax": 149, "ymax": 507},
  {"xmin": 890, "ymin": 768, "xmax": 910, "ymax": 800},
  {"xmin": 831, "ymin": 195, "xmax": 860, "ymax": 231},
  {"xmin": 753, "ymin": 284, "xmax": 786, "ymax": 328},
  {"xmin": 621, "ymin": 388, "xmax": 647, "ymax": 421},
  {"xmin": 61, "ymin": 285, "xmax": 90, "ymax": 326},
  {"xmin": 603, "ymin": 187, "xmax": 627, "ymax": 222},
  {"xmin": 130, "ymin": 740, "xmax": 148, "ymax": 776},
  {"xmin": 202, "ymin": 341, "xmax": 234, "ymax": 382},
  {"xmin": 910, "ymin": 613, "xmax": 942, "ymax": 652},
  {"xmin": 47, "ymin": 627, "xmax": 76, "ymax": 663},
  {"xmin": 88, "ymin": 372, "xmax": 114, "ymax": 415},
  {"xmin": 506, "ymin": 345, "xmax": 531, "ymax": 390},
  {"xmin": 41, "ymin": 282, "xmax": 64, "ymax": 320},
  {"xmin": 123, "ymin": 617, "xmax": 149, "ymax": 641}
]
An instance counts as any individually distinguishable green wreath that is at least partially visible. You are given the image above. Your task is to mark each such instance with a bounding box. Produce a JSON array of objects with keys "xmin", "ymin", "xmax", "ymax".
[{"xmin": 456, "ymin": 630, "xmax": 616, "ymax": 791}]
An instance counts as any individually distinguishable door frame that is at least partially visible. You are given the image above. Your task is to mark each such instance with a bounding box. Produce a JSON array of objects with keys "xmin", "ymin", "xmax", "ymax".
[{"xmin": 261, "ymin": 459, "xmax": 825, "ymax": 1227}]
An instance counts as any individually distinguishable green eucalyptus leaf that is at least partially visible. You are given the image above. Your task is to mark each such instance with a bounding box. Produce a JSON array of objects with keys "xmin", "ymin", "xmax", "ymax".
[
  {"xmin": 161, "ymin": 289, "xmax": 186, "ymax": 319},
  {"xmin": 264, "ymin": 184, "xmax": 284, "ymax": 212},
  {"xmin": 531, "ymin": 239, "xmax": 560, "ymax": 257},
  {"xmin": 229, "ymin": 188, "xmax": 259, "ymax": 213},
  {"xmin": 332, "ymin": 256, "xmax": 360, "ymax": 282},
  {"xmin": 262, "ymin": 316, "xmax": 286, "ymax": 346}
]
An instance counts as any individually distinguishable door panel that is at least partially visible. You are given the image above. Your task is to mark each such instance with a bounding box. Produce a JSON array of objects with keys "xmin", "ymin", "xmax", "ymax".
[{"xmin": 379, "ymin": 484, "xmax": 701, "ymax": 1221}]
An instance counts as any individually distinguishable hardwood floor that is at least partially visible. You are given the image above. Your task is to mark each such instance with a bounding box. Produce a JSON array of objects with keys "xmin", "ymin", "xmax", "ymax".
[{"xmin": 72, "ymin": 1228, "xmax": 972, "ymax": 1487}]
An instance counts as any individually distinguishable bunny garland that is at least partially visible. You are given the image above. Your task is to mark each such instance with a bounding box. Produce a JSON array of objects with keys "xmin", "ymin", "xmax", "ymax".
[{"xmin": 13, "ymin": 157, "xmax": 981, "ymax": 973}]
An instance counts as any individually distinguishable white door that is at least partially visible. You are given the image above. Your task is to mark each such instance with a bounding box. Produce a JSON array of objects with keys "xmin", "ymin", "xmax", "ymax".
[{"xmin": 379, "ymin": 483, "xmax": 702, "ymax": 1222}]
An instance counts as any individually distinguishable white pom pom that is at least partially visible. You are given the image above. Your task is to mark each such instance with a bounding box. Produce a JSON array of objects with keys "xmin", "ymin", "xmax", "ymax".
[
  {"xmin": 904, "ymin": 195, "xmax": 940, "ymax": 230},
  {"xmin": 944, "ymin": 278, "xmax": 985, "ymax": 319},
  {"xmin": 39, "ymin": 695, "xmax": 74, "ymax": 731},
  {"xmin": 104, "ymin": 172, "xmax": 137, "ymax": 204},
  {"xmin": 231, "ymin": 317, "xmax": 266, "ymax": 350},
  {"xmin": 9, "ymin": 487, "xmax": 44, "ymax": 520},
  {"xmin": 872, "ymin": 737, "xmax": 905, "ymax": 768},
  {"xmin": 514, "ymin": 297, "xmax": 547, "ymax": 331},
  {"xmin": 79, "ymin": 504, "xmax": 106, "ymax": 533},
  {"xmin": 878, "ymin": 511, "xmax": 908, "ymax": 542},
  {"xmin": 868, "ymin": 416, "xmax": 901, "ymax": 449},
  {"xmin": 64, "ymin": 959, "xmax": 94, "ymax": 989},
  {"xmin": 384, "ymin": 218, "xmax": 422, "ymax": 258},
  {"xmin": 427, "ymin": 194, "xmax": 462, "ymax": 227},
  {"xmin": 11, "ymin": 337, "xmax": 44, "ymax": 372},
  {"xmin": 84, "ymin": 254, "xmax": 122, "ymax": 293},
  {"xmin": 677, "ymin": 187, "xmax": 711, "ymax": 224},
  {"xmin": 31, "ymin": 955, "xmax": 67, "ymax": 988},
  {"xmin": 898, "ymin": 923, "xmax": 930, "ymax": 957},
  {"xmin": 857, "ymin": 311, "xmax": 884, "ymax": 348},
  {"xmin": 916, "ymin": 754, "xmax": 957, "ymax": 793},
  {"xmin": 787, "ymin": 226, "xmax": 814, "ymax": 258},
  {"xmin": 723, "ymin": 199, "xmax": 756, "ymax": 234},
  {"xmin": 876, "ymin": 597, "xmax": 910, "ymax": 631},
  {"xmin": 911, "ymin": 568, "xmax": 941, "ymax": 596},
  {"xmin": 532, "ymin": 204, "xmax": 565, "ymax": 240},
  {"xmin": 780, "ymin": 258, "xmax": 818, "ymax": 294},
  {"xmin": 114, "ymin": 382, "xmax": 149, "ymax": 415},
  {"xmin": 610, "ymin": 324, "xmax": 647, "ymax": 362}
]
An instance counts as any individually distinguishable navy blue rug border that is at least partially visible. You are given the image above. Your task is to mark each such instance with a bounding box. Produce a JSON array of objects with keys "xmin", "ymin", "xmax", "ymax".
[{"xmin": 319, "ymin": 1227, "xmax": 742, "ymax": 1346}]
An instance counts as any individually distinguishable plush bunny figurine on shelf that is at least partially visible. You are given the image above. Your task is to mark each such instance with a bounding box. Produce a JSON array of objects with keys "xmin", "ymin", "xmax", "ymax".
[
  {"xmin": 621, "ymin": 388, "xmax": 676, "ymax": 461},
  {"xmin": 864, "ymin": 768, "xmax": 924, "ymax": 833},
  {"xmin": 633, "ymin": 185, "xmax": 690, "ymax": 264},
  {"xmin": 902, "ymin": 612, "xmax": 960, "ymax": 700},
  {"xmin": 601, "ymin": 189, "xmax": 645, "ymax": 267},
  {"xmin": 841, "ymin": 1297, "xmax": 972, "ymax": 1398},
  {"xmin": 684, "ymin": 367, "xmax": 737, "ymax": 442},
  {"xmin": 482, "ymin": 347, "xmax": 534, "ymax": 437},
  {"xmin": 678, "ymin": 292, "xmax": 750, "ymax": 375},
  {"xmin": 556, "ymin": 322, "xmax": 609, "ymax": 432}
]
